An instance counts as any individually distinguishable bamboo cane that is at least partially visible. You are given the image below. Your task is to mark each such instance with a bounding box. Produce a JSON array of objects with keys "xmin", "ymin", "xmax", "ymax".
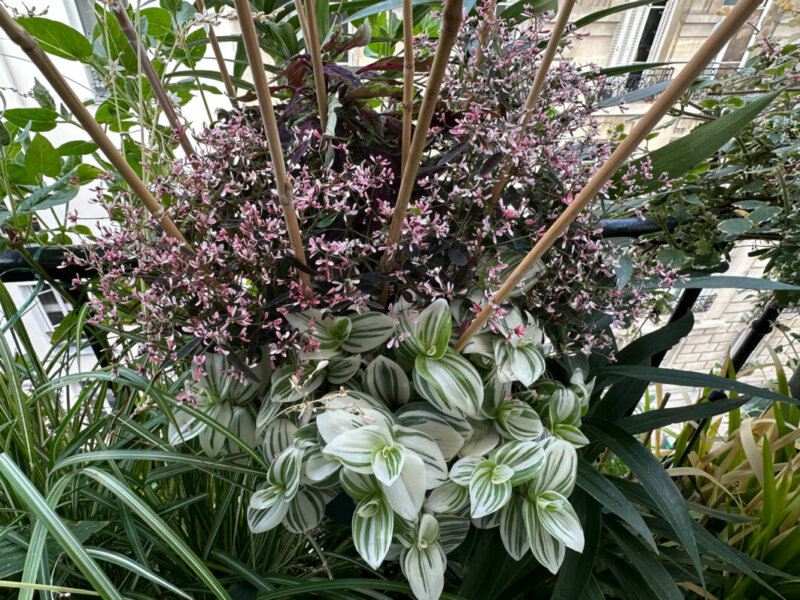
[
  {"xmin": 401, "ymin": 0, "xmax": 414, "ymax": 170},
  {"xmin": 293, "ymin": 0, "xmax": 328, "ymax": 132},
  {"xmin": 234, "ymin": 0, "xmax": 312, "ymax": 292},
  {"xmin": 0, "ymin": 4, "xmax": 191, "ymax": 249},
  {"xmin": 379, "ymin": 0, "xmax": 463, "ymax": 304},
  {"xmin": 453, "ymin": 0, "xmax": 764, "ymax": 352},
  {"xmin": 484, "ymin": 0, "xmax": 575, "ymax": 214},
  {"xmin": 111, "ymin": 2, "xmax": 196, "ymax": 157},
  {"xmin": 196, "ymin": 0, "xmax": 239, "ymax": 107}
]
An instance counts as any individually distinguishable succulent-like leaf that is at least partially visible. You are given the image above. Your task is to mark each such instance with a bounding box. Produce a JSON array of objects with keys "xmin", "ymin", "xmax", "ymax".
[
  {"xmin": 469, "ymin": 460, "xmax": 513, "ymax": 519},
  {"xmin": 496, "ymin": 399, "xmax": 543, "ymax": 441},
  {"xmin": 382, "ymin": 451, "xmax": 426, "ymax": 520},
  {"xmin": 437, "ymin": 514, "xmax": 470, "ymax": 553},
  {"xmin": 353, "ymin": 494, "xmax": 394, "ymax": 569},
  {"xmin": 424, "ymin": 480, "xmax": 468, "ymax": 514},
  {"xmin": 261, "ymin": 417, "xmax": 298, "ymax": 463},
  {"xmin": 327, "ymin": 355, "xmax": 362, "ymax": 384},
  {"xmin": 491, "ymin": 440, "xmax": 545, "ymax": 486},
  {"xmin": 248, "ymin": 485, "xmax": 290, "ymax": 533},
  {"xmin": 522, "ymin": 497, "xmax": 565, "ymax": 574},
  {"xmin": 402, "ymin": 543, "xmax": 446, "ymax": 600},
  {"xmin": 536, "ymin": 491, "xmax": 584, "ymax": 553},
  {"xmin": 493, "ymin": 338, "xmax": 546, "ymax": 387},
  {"xmin": 449, "ymin": 456, "xmax": 482, "ymax": 486},
  {"xmin": 363, "ymin": 356, "xmax": 411, "ymax": 406},
  {"xmin": 413, "ymin": 349, "xmax": 483, "ymax": 418},
  {"xmin": 340, "ymin": 312, "xmax": 395, "ymax": 354},
  {"xmin": 268, "ymin": 447, "xmax": 302, "ymax": 499},
  {"xmin": 500, "ymin": 495, "xmax": 530, "ymax": 561},
  {"xmin": 340, "ymin": 470, "xmax": 381, "ymax": 500},
  {"xmin": 530, "ymin": 439, "xmax": 577, "ymax": 497},
  {"xmin": 394, "ymin": 426, "xmax": 448, "ymax": 489},
  {"xmin": 413, "ymin": 298, "xmax": 452, "ymax": 359},
  {"xmin": 323, "ymin": 425, "xmax": 393, "ymax": 472},
  {"xmin": 283, "ymin": 487, "xmax": 327, "ymax": 534},
  {"xmin": 372, "ymin": 443, "xmax": 407, "ymax": 485},
  {"xmin": 397, "ymin": 403, "xmax": 470, "ymax": 460}
]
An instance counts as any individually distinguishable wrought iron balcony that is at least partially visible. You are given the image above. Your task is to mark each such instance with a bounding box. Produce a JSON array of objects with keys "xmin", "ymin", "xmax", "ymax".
[{"xmin": 597, "ymin": 66, "xmax": 675, "ymax": 105}]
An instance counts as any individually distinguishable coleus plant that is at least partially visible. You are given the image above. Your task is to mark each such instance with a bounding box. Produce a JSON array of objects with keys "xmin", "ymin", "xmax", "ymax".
[{"xmin": 170, "ymin": 298, "xmax": 591, "ymax": 600}]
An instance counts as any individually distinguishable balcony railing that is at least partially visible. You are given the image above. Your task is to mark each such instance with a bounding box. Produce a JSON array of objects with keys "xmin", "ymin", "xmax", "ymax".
[{"xmin": 597, "ymin": 66, "xmax": 675, "ymax": 105}]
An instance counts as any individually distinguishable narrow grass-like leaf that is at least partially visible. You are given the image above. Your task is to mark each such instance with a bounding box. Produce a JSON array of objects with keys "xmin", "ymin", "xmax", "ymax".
[
  {"xmin": 86, "ymin": 548, "xmax": 192, "ymax": 599},
  {"xmin": 0, "ymin": 455, "xmax": 123, "ymax": 600}
]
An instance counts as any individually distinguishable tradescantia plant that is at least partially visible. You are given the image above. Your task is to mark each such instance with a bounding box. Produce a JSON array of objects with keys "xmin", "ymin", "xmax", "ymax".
[{"xmin": 168, "ymin": 298, "xmax": 588, "ymax": 599}]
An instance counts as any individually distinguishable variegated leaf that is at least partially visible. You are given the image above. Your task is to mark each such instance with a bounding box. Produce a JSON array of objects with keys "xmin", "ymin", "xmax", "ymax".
[
  {"xmin": 303, "ymin": 445, "xmax": 340, "ymax": 482},
  {"xmin": 198, "ymin": 402, "xmax": 232, "ymax": 458},
  {"xmin": 523, "ymin": 497, "xmax": 565, "ymax": 574},
  {"xmin": 316, "ymin": 392, "xmax": 394, "ymax": 443},
  {"xmin": 267, "ymin": 447, "xmax": 302, "ymax": 499},
  {"xmin": 437, "ymin": 515, "xmax": 470, "ymax": 553},
  {"xmin": 340, "ymin": 470, "xmax": 381, "ymax": 500},
  {"xmin": 496, "ymin": 399, "xmax": 543, "ymax": 441},
  {"xmin": 397, "ymin": 403, "xmax": 470, "ymax": 460},
  {"xmin": 449, "ymin": 456, "xmax": 482, "ymax": 486},
  {"xmin": 460, "ymin": 427, "xmax": 500, "ymax": 457},
  {"xmin": 413, "ymin": 298, "xmax": 452, "ymax": 359},
  {"xmin": 552, "ymin": 424, "xmax": 590, "ymax": 448},
  {"xmin": 363, "ymin": 356, "xmax": 411, "ymax": 407},
  {"xmin": 469, "ymin": 460, "xmax": 513, "ymax": 519},
  {"xmin": 283, "ymin": 487, "xmax": 327, "ymax": 534},
  {"xmin": 530, "ymin": 439, "xmax": 577, "ymax": 497},
  {"xmin": 268, "ymin": 363, "xmax": 324, "ymax": 404},
  {"xmin": 260, "ymin": 417, "xmax": 298, "ymax": 463},
  {"xmin": 393, "ymin": 426, "xmax": 448, "ymax": 489},
  {"xmin": 327, "ymin": 355, "xmax": 361, "ymax": 384},
  {"xmin": 372, "ymin": 443, "xmax": 407, "ymax": 485},
  {"xmin": 472, "ymin": 509, "xmax": 502, "ymax": 530},
  {"xmin": 413, "ymin": 349, "xmax": 483, "ymax": 418},
  {"xmin": 424, "ymin": 481, "xmax": 468, "ymax": 514},
  {"xmin": 340, "ymin": 312, "xmax": 395, "ymax": 354},
  {"xmin": 493, "ymin": 338, "xmax": 546, "ymax": 387},
  {"xmin": 323, "ymin": 425, "xmax": 393, "ymax": 472},
  {"xmin": 248, "ymin": 485, "xmax": 290, "ymax": 533},
  {"xmin": 381, "ymin": 451, "xmax": 426, "ymax": 520},
  {"xmin": 536, "ymin": 491, "xmax": 584, "ymax": 553},
  {"xmin": 402, "ymin": 543, "xmax": 446, "ymax": 600},
  {"xmin": 491, "ymin": 440, "xmax": 545, "ymax": 486},
  {"xmin": 168, "ymin": 409, "xmax": 206, "ymax": 446},
  {"xmin": 548, "ymin": 387, "xmax": 582, "ymax": 426},
  {"xmin": 353, "ymin": 494, "xmax": 394, "ymax": 569},
  {"xmin": 500, "ymin": 495, "xmax": 530, "ymax": 561}
]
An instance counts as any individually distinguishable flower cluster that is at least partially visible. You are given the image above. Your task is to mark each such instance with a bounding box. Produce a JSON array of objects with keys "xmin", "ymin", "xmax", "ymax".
[
  {"xmin": 169, "ymin": 298, "xmax": 592, "ymax": 600},
  {"xmin": 79, "ymin": 9, "xmax": 680, "ymax": 372}
]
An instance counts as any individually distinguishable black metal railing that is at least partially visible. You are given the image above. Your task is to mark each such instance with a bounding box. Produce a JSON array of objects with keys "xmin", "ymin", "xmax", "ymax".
[{"xmin": 597, "ymin": 66, "xmax": 675, "ymax": 104}]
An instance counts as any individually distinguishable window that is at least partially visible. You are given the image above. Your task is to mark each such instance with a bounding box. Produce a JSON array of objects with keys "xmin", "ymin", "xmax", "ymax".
[
  {"xmin": 709, "ymin": 0, "xmax": 774, "ymax": 77},
  {"xmin": 69, "ymin": 0, "xmax": 109, "ymax": 99},
  {"xmin": 607, "ymin": 1, "xmax": 673, "ymax": 68},
  {"xmin": 24, "ymin": 284, "xmax": 71, "ymax": 334}
]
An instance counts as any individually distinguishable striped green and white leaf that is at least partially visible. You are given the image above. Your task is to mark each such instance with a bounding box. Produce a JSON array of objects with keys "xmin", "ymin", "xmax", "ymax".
[
  {"xmin": 198, "ymin": 402, "xmax": 233, "ymax": 457},
  {"xmin": 552, "ymin": 423, "xmax": 590, "ymax": 448},
  {"xmin": 394, "ymin": 426, "xmax": 448, "ymax": 488},
  {"xmin": 168, "ymin": 405, "xmax": 208, "ymax": 445},
  {"xmin": 363, "ymin": 356, "xmax": 411, "ymax": 407},
  {"xmin": 469, "ymin": 460, "xmax": 513, "ymax": 519},
  {"xmin": 372, "ymin": 442, "xmax": 407, "ymax": 485},
  {"xmin": 303, "ymin": 445, "xmax": 340, "ymax": 482},
  {"xmin": 472, "ymin": 509, "xmax": 502, "ymax": 530},
  {"xmin": 248, "ymin": 484, "xmax": 291, "ymax": 533},
  {"xmin": 500, "ymin": 495, "xmax": 530, "ymax": 561},
  {"xmin": 413, "ymin": 349, "xmax": 483, "ymax": 418},
  {"xmin": 86, "ymin": 548, "xmax": 192, "ymax": 599},
  {"xmin": 328, "ymin": 316, "xmax": 353, "ymax": 345},
  {"xmin": 530, "ymin": 439, "xmax": 577, "ymax": 496},
  {"xmin": 491, "ymin": 440, "xmax": 545, "ymax": 486},
  {"xmin": 522, "ymin": 496, "xmax": 565, "ymax": 574},
  {"xmin": 460, "ymin": 427, "xmax": 500, "ymax": 457},
  {"xmin": 283, "ymin": 487, "xmax": 328, "ymax": 534},
  {"xmin": 548, "ymin": 388, "xmax": 582, "ymax": 426},
  {"xmin": 481, "ymin": 377, "xmax": 514, "ymax": 417},
  {"xmin": 381, "ymin": 451, "xmax": 426, "ymax": 520},
  {"xmin": 316, "ymin": 390, "xmax": 395, "ymax": 443},
  {"xmin": 424, "ymin": 480, "xmax": 468, "ymax": 514},
  {"xmin": 493, "ymin": 338, "xmax": 546, "ymax": 387},
  {"xmin": 327, "ymin": 355, "xmax": 362, "ymax": 384},
  {"xmin": 496, "ymin": 399, "xmax": 543, "ymax": 441},
  {"xmin": 437, "ymin": 514, "xmax": 470, "ymax": 553},
  {"xmin": 341, "ymin": 312, "xmax": 395, "ymax": 353},
  {"xmin": 323, "ymin": 425, "xmax": 394, "ymax": 473},
  {"xmin": 267, "ymin": 447, "xmax": 302, "ymax": 498},
  {"xmin": 449, "ymin": 456, "xmax": 483, "ymax": 486},
  {"xmin": 341, "ymin": 469, "xmax": 381, "ymax": 500},
  {"xmin": 397, "ymin": 403, "xmax": 470, "ymax": 460},
  {"xmin": 353, "ymin": 494, "xmax": 394, "ymax": 569},
  {"xmin": 402, "ymin": 515, "xmax": 446, "ymax": 600},
  {"xmin": 267, "ymin": 363, "xmax": 325, "ymax": 404},
  {"xmin": 413, "ymin": 298, "xmax": 452, "ymax": 359},
  {"xmin": 260, "ymin": 417, "xmax": 298, "ymax": 463},
  {"xmin": 535, "ymin": 491, "xmax": 584, "ymax": 553}
]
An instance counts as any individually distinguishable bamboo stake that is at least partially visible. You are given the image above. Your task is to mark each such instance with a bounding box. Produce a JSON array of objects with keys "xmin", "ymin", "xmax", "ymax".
[
  {"xmin": 0, "ymin": 4, "xmax": 191, "ymax": 249},
  {"xmin": 234, "ymin": 0, "xmax": 312, "ymax": 292},
  {"xmin": 401, "ymin": 0, "xmax": 414, "ymax": 170},
  {"xmin": 110, "ymin": 2, "xmax": 195, "ymax": 157},
  {"xmin": 196, "ymin": 0, "xmax": 239, "ymax": 107},
  {"xmin": 293, "ymin": 0, "xmax": 328, "ymax": 132},
  {"xmin": 454, "ymin": 0, "xmax": 764, "ymax": 352},
  {"xmin": 484, "ymin": 0, "xmax": 575, "ymax": 214},
  {"xmin": 379, "ymin": 0, "xmax": 463, "ymax": 303}
]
